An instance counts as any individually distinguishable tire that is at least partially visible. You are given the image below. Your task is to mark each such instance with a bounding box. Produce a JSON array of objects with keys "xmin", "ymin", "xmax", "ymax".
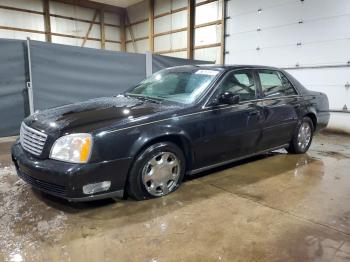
[
  {"xmin": 287, "ymin": 116, "xmax": 314, "ymax": 154},
  {"xmin": 126, "ymin": 142, "xmax": 186, "ymax": 200}
]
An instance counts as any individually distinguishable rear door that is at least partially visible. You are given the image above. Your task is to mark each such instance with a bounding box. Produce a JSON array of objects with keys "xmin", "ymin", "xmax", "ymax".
[{"xmin": 256, "ymin": 69, "xmax": 303, "ymax": 150}]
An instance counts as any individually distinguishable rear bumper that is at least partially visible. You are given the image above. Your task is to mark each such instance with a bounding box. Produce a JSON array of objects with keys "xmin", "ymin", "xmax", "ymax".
[
  {"xmin": 11, "ymin": 141, "xmax": 132, "ymax": 202},
  {"xmin": 315, "ymin": 111, "xmax": 330, "ymax": 133}
]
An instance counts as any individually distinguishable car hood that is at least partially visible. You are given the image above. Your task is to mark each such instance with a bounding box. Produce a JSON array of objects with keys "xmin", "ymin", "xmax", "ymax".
[{"xmin": 24, "ymin": 95, "xmax": 182, "ymax": 135}]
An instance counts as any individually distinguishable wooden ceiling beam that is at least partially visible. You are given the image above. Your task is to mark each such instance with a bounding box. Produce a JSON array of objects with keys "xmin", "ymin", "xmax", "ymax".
[
  {"xmin": 126, "ymin": 12, "xmax": 137, "ymax": 52},
  {"xmin": 43, "ymin": 0, "xmax": 52, "ymax": 42},
  {"xmin": 0, "ymin": 5, "xmax": 43, "ymax": 15},
  {"xmin": 52, "ymin": 0, "xmax": 124, "ymax": 14},
  {"xmin": 120, "ymin": 9, "xmax": 126, "ymax": 51},
  {"xmin": 100, "ymin": 9, "xmax": 105, "ymax": 49},
  {"xmin": 81, "ymin": 10, "xmax": 99, "ymax": 47},
  {"xmin": 187, "ymin": 0, "xmax": 195, "ymax": 59},
  {"xmin": 148, "ymin": 0, "xmax": 154, "ymax": 52}
]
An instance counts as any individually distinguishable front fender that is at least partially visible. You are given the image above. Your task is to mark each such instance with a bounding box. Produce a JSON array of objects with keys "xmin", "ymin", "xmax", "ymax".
[
  {"xmin": 92, "ymin": 122, "xmax": 192, "ymax": 162},
  {"xmin": 129, "ymin": 123, "xmax": 192, "ymax": 157}
]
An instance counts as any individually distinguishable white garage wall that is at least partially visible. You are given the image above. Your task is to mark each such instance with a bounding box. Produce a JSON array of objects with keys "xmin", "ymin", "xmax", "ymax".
[
  {"xmin": 0, "ymin": 0, "xmax": 45, "ymax": 41},
  {"xmin": 194, "ymin": 0, "xmax": 223, "ymax": 62},
  {"xmin": 225, "ymin": 0, "xmax": 350, "ymax": 133},
  {"xmin": 126, "ymin": 0, "xmax": 224, "ymax": 62},
  {"xmin": 154, "ymin": 0, "xmax": 188, "ymax": 58},
  {"xmin": 0, "ymin": 0, "xmax": 121, "ymax": 51},
  {"xmin": 0, "ymin": 0, "xmax": 223, "ymax": 59},
  {"xmin": 125, "ymin": 0, "xmax": 148, "ymax": 53}
]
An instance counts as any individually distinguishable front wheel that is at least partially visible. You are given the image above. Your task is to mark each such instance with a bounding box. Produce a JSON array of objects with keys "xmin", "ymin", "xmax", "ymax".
[
  {"xmin": 126, "ymin": 142, "xmax": 186, "ymax": 200},
  {"xmin": 287, "ymin": 116, "xmax": 314, "ymax": 154}
]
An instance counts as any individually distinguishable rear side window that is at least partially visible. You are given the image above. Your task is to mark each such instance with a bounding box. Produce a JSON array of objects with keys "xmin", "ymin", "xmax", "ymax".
[{"xmin": 258, "ymin": 70, "xmax": 297, "ymax": 98}]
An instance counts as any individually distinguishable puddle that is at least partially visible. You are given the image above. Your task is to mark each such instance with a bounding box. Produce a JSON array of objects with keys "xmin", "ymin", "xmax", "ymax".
[
  {"xmin": 313, "ymin": 150, "xmax": 350, "ymax": 160},
  {"xmin": 0, "ymin": 133, "xmax": 349, "ymax": 261},
  {"xmin": 0, "ymin": 168, "xmax": 68, "ymax": 261}
]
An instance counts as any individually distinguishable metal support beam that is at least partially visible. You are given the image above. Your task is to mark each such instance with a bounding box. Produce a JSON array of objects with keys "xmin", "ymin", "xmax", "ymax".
[
  {"xmin": 283, "ymin": 64, "xmax": 350, "ymax": 70},
  {"xmin": 26, "ymin": 38, "xmax": 35, "ymax": 115},
  {"xmin": 148, "ymin": 0, "xmax": 154, "ymax": 52},
  {"xmin": 43, "ymin": 0, "xmax": 52, "ymax": 42},
  {"xmin": 145, "ymin": 52, "xmax": 153, "ymax": 77},
  {"xmin": 220, "ymin": 0, "xmax": 227, "ymax": 64},
  {"xmin": 187, "ymin": 0, "xmax": 195, "ymax": 59}
]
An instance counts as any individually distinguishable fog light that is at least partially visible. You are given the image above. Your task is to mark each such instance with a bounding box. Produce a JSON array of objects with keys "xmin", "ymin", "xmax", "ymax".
[{"xmin": 83, "ymin": 181, "xmax": 111, "ymax": 195}]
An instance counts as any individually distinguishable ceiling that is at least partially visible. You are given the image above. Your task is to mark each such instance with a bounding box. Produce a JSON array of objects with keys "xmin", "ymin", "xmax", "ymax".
[{"xmin": 91, "ymin": 0, "xmax": 143, "ymax": 8}]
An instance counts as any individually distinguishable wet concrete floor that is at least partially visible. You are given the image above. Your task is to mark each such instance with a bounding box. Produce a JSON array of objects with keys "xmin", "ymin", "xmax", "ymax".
[{"xmin": 0, "ymin": 132, "xmax": 350, "ymax": 261}]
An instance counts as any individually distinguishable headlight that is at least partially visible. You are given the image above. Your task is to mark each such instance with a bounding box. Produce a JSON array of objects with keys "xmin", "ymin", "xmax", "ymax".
[{"xmin": 50, "ymin": 133, "xmax": 93, "ymax": 163}]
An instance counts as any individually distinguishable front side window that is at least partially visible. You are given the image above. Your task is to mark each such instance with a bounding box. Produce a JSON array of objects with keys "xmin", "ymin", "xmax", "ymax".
[
  {"xmin": 258, "ymin": 70, "xmax": 297, "ymax": 98},
  {"xmin": 127, "ymin": 68, "xmax": 220, "ymax": 104},
  {"xmin": 213, "ymin": 69, "xmax": 257, "ymax": 102}
]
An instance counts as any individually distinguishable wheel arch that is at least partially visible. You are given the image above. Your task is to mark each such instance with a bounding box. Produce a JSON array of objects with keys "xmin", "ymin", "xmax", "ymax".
[
  {"xmin": 125, "ymin": 133, "xmax": 191, "ymax": 200},
  {"xmin": 125, "ymin": 124, "xmax": 195, "ymax": 181},
  {"xmin": 304, "ymin": 112, "xmax": 317, "ymax": 131},
  {"xmin": 133, "ymin": 134, "xmax": 193, "ymax": 169}
]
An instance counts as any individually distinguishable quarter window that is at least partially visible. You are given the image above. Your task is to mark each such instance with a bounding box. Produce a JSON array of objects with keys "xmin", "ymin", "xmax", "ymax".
[
  {"xmin": 258, "ymin": 70, "xmax": 297, "ymax": 98},
  {"xmin": 215, "ymin": 70, "xmax": 257, "ymax": 102}
]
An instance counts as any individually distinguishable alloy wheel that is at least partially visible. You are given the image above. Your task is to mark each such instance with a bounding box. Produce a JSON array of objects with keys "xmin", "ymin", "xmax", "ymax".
[
  {"xmin": 142, "ymin": 152, "xmax": 181, "ymax": 197},
  {"xmin": 297, "ymin": 122, "xmax": 312, "ymax": 150}
]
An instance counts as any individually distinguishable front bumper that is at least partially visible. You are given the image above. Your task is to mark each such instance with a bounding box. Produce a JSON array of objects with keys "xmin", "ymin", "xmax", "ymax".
[{"xmin": 11, "ymin": 141, "xmax": 133, "ymax": 202}]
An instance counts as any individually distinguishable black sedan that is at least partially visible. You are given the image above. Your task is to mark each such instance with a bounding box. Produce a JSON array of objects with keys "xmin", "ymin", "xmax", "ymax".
[{"xmin": 12, "ymin": 65, "xmax": 330, "ymax": 201}]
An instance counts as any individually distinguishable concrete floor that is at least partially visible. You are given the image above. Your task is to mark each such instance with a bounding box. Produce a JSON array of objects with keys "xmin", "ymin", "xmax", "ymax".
[{"xmin": 0, "ymin": 133, "xmax": 350, "ymax": 262}]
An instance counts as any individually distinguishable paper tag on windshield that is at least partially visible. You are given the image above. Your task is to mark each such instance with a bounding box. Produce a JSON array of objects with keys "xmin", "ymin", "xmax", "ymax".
[{"xmin": 195, "ymin": 70, "xmax": 219, "ymax": 76}]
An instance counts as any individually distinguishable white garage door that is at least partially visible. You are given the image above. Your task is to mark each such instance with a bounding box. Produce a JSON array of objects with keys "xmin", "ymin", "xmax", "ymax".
[{"xmin": 224, "ymin": 0, "xmax": 350, "ymax": 132}]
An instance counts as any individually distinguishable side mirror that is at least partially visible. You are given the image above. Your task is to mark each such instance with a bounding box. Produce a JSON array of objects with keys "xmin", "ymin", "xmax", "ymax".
[{"xmin": 218, "ymin": 91, "xmax": 240, "ymax": 105}]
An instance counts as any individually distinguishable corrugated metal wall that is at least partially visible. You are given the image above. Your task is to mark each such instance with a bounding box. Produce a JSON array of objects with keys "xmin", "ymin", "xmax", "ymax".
[
  {"xmin": 0, "ymin": 39, "xmax": 28, "ymax": 137},
  {"xmin": 0, "ymin": 38, "xmax": 210, "ymax": 137}
]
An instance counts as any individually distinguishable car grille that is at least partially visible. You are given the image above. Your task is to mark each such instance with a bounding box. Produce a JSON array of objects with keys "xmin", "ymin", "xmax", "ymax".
[
  {"xmin": 20, "ymin": 122, "xmax": 48, "ymax": 156},
  {"xmin": 18, "ymin": 170, "xmax": 68, "ymax": 196}
]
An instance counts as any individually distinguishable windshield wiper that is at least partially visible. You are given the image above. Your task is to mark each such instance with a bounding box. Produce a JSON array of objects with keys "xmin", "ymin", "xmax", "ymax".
[
  {"xmin": 126, "ymin": 93, "xmax": 162, "ymax": 104},
  {"xmin": 142, "ymin": 97, "xmax": 162, "ymax": 104}
]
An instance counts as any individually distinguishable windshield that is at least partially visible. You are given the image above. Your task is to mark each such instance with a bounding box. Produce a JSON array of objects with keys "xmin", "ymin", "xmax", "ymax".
[{"xmin": 126, "ymin": 68, "xmax": 220, "ymax": 104}]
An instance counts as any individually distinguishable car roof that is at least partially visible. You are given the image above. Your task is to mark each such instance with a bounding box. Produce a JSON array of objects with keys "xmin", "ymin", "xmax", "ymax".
[{"xmin": 169, "ymin": 64, "xmax": 282, "ymax": 71}]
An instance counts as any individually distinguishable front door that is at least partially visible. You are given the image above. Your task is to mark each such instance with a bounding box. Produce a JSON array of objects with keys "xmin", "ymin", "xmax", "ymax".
[{"xmin": 194, "ymin": 69, "xmax": 264, "ymax": 168}]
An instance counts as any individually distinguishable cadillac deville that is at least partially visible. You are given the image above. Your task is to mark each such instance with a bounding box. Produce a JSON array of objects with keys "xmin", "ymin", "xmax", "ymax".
[{"xmin": 12, "ymin": 65, "xmax": 330, "ymax": 201}]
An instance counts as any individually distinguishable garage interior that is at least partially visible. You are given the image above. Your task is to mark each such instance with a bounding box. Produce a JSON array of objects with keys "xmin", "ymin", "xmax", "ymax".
[{"xmin": 0, "ymin": 0, "xmax": 350, "ymax": 261}]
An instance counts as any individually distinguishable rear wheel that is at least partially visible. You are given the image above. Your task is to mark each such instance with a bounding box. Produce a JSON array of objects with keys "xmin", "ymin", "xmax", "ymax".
[
  {"xmin": 287, "ymin": 116, "xmax": 314, "ymax": 154},
  {"xmin": 126, "ymin": 142, "xmax": 186, "ymax": 200}
]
